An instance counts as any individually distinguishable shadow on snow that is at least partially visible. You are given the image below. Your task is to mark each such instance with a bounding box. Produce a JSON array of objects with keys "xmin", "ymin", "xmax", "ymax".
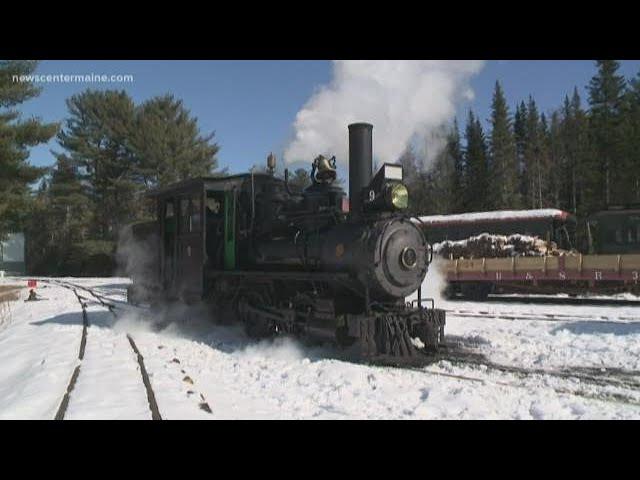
[{"xmin": 551, "ymin": 321, "xmax": 640, "ymax": 337}]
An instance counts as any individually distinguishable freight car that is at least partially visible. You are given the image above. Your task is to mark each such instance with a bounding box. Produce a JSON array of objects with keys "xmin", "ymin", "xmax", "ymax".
[
  {"xmin": 422, "ymin": 207, "xmax": 640, "ymax": 299},
  {"xmin": 586, "ymin": 206, "xmax": 640, "ymax": 254},
  {"xmin": 126, "ymin": 123, "xmax": 445, "ymax": 362}
]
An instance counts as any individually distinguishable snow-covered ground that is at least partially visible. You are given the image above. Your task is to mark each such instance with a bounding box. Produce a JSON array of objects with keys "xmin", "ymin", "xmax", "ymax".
[{"xmin": 1, "ymin": 273, "xmax": 640, "ymax": 419}]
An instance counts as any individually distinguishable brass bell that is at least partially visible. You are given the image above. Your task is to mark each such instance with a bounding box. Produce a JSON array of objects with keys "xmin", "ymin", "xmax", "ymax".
[{"xmin": 313, "ymin": 155, "xmax": 337, "ymax": 183}]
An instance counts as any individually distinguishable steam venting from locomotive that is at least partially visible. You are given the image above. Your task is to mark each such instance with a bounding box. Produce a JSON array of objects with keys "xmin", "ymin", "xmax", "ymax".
[{"xmin": 283, "ymin": 60, "xmax": 485, "ymax": 167}]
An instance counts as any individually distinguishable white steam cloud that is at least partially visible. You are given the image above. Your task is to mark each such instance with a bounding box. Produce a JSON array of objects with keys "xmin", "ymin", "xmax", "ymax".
[
  {"xmin": 284, "ymin": 60, "xmax": 485, "ymax": 167},
  {"xmin": 406, "ymin": 258, "xmax": 448, "ymax": 306}
]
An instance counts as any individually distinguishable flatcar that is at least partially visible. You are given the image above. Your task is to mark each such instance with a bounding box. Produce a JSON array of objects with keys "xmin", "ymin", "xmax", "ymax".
[
  {"xmin": 425, "ymin": 206, "xmax": 640, "ymax": 299},
  {"xmin": 126, "ymin": 123, "xmax": 445, "ymax": 362}
]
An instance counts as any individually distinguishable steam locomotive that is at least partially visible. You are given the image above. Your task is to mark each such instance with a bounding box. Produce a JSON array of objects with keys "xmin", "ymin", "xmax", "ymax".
[{"xmin": 127, "ymin": 123, "xmax": 445, "ymax": 361}]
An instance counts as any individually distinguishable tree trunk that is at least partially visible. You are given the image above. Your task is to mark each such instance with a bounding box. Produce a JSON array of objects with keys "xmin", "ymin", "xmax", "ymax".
[
  {"xmin": 605, "ymin": 164, "xmax": 610, "ymax": 206},
  {"xmin": 572, "ymin": 167, "xmax": 577, "ymax": 214}
]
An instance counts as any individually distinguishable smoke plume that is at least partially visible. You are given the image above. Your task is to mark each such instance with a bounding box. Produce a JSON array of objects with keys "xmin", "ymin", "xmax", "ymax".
[{"xmin": 284, "ymin": 60, "xmax": 485, "ymax": 167}]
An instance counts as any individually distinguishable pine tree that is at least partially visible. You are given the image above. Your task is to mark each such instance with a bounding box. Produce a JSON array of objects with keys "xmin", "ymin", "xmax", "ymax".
[
  {"xmin": 48, "ymin": 155, "xmax": 91, "ymax": 245},
  {"xmin": 548, "ymin": 111, "xmax": 564, "ymax": 207},
  {"xmin": 25, "ymin": 155, "xmax": 92, "ymax": 274},
  {"xmin": 523, "ymin": 96, "xmax": 543, "ymax": 208},
  {"xmin": 559, "ymin": 88, "xmax": 591, "ymax": 215},
  {"xmin": 430, "ymin": 126, "xmax": 457, "ymax": 214},
  {"xmin": 463, "ymin": 111, "xmax": 490, "ymax": 211},
  {"xmin": 588, "ymin": 60, "xmax": 627, "ymax": 207},
  {"xmin": 131, "ymin": 94, "xmax": 219, "ymax": 188},
  {"xmin": 488, "ymin": 81, "xmax": 520, "ymax": 209},
  {"xmin": 538, "ymin": 112, "xmax": 554, "ymax": 207},
  {"xmin": 619, "ymin": 72, "xmax": 640, "ymax": 203},
  {"xmin": 514, "ymin": 101, "xmax": 528, "ymax": 203},
  {"xmin": 449, "ymin": 118, "xmax": 466, "ymax": 213},
  {"xmin": 24, "ymin": 181, "xmax": 53, "ymax": 274},
  {"xmin": 57, "ymin": 89, "xmax": 137, "ymax": 241},
  {"xmin": 0, "ymin": 60, "xmax": 58, "ymax": 238}
]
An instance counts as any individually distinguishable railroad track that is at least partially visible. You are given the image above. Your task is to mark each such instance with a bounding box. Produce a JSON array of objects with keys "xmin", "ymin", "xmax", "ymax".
[
  {"xmin": 412, "ymin": 342, "xmax": 640, "ymax": 408},
  {"xmin": 54, "ymin": 287, "xmax": 89, "ymax": 420},
  {"xmin": 445, "ymin": 308, "xmax": 640, "ymax": 324},
  {"xmin": 44, "ymin": 279, "xmax": 212, "ymax": 419},
  {"xmin": 48, "ymin": 282, "xmax": 162, "ymax": 420},
  {"xmin": 483, "ymin": 295, "xmax": 640, "ymax": 307}
]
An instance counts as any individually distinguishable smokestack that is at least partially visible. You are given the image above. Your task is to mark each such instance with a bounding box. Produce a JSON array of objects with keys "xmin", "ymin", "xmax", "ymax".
[{"xmin": 348, "ymin": 122, "xmax": 373, "ymax": 217}]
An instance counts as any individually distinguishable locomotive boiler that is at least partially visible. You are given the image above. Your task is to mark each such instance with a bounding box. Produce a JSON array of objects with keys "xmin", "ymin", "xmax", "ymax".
[{"xmin": 127, "ymin": 123, "xmax": 445, "ymax": 362}]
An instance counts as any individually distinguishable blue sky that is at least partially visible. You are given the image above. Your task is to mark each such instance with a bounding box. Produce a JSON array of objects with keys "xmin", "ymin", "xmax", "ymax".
[{"xmin": 18, "ymin": 60, "xmax": 640, "ymax": 175}]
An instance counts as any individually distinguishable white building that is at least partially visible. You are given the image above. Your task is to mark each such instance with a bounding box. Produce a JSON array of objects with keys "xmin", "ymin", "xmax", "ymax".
[{"xmin": 0, "ymin": 233, "xmax": 26, "ymax": 275}]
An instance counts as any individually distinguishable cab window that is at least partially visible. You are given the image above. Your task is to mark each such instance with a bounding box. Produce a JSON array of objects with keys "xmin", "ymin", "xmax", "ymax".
[
  {"xmin": 180, "ymin": 198, "xmax": 190, "ymax": 233},
  {"xmin": 615, "ymin": 229, "xmax": 623, "ymax": 244},
  {"xmin": 163, "ymin": 199, "xmax": 176, "ymax": 233},
  {"xmin": 191, "ymin": 196, "xmax": 202, "ymax": 233},
  {"xmin": 165, "ymin": 200, "xmax": 174, "ymax": 219}
]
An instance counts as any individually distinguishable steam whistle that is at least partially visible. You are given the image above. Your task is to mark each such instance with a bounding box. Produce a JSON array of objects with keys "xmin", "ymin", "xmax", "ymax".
[{"xmin": 267, "ymin": 152, "xmax": 276, "ymax": 175}]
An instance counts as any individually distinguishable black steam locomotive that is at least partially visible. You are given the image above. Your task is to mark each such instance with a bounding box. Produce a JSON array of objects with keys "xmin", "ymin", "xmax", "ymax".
[{"xmin": 127, "ymin": 123, "xmax": 445, "ymax": 361}]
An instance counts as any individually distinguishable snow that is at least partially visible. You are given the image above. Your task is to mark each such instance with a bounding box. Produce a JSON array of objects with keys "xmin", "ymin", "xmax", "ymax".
[
  {"xmin": 63, "ymin": 303, "xmax": 150, "ymax": 420},
  {"xmin": 0, "ymin": 281, "xmax": 81, "ymax": 419},
  {"xmin": 410, "ymin": 262, "xmax": 640, "ymax": 371},
  {"xmin": 1, "ymin": 274, "xmax": 640, "ymax": 419},
  {"xmin": 444, "ymin": 304, "xmax": 640, "ymax": 370},
  {"xmin": 417, "ymin": 208, "xmax": 569, "ymax": 225}
]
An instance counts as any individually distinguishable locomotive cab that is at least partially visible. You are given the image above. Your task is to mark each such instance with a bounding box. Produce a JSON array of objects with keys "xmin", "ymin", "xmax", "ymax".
[{"xmin": 144, "ymin": 175, "xmax": 256, "ymax": 303}]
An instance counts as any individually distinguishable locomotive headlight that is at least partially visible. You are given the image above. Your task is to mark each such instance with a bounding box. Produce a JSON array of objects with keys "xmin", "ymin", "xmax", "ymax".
[
  {"xmin": 390, "ymin": 183, "xmax": 409, "ymax": 210},
  {"xmin": 400, "ymin": 247, "xmax": 418, "ymax": 269}
]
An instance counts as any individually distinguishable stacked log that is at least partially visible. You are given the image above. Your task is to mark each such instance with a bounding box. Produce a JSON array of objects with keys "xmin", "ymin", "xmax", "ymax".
[{"xmin": 434, "ymin": 233, "xmax": 574, "ymax": 259}]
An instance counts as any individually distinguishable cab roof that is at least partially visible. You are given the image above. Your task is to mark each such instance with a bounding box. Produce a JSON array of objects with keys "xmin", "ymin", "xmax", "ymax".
[{"xmin": 146, "ymin": 173, "xmax": 276, "ymax": 198}]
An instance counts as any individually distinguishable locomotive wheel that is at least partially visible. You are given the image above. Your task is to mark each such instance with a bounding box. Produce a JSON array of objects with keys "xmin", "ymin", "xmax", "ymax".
[
  {"xmin": 237, "ymin": 291, "xmax": 275, "ymax": 339},
  {"xmin": 206, "ymin": 280, "xmax": 235, "ymax": 324}
]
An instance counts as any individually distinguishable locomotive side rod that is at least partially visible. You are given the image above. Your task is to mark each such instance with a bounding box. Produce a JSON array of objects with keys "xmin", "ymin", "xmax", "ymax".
[{"xmin": 205, "ymin": 270, "xmax": 352, "ymax": 282}]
